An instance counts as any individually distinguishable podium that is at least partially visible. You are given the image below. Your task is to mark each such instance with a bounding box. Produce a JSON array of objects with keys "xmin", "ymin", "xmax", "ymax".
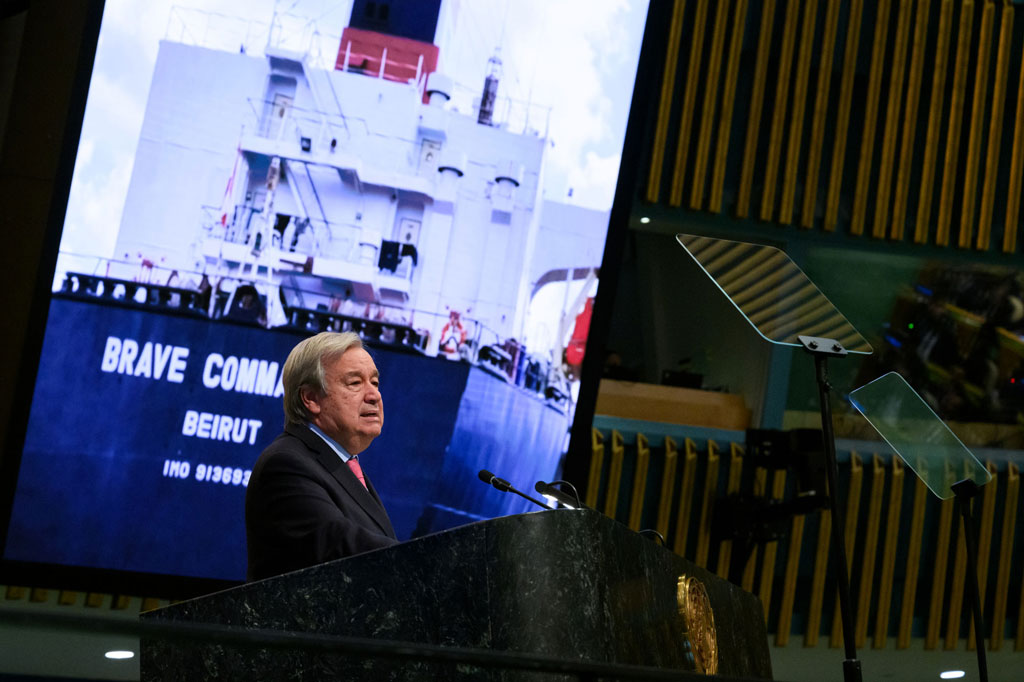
[{"xmin": 141, "ymin": 510, "xmax": 772, "ymax": 680}]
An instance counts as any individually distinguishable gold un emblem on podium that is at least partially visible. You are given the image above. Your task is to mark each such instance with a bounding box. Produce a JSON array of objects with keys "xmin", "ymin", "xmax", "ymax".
[{"xmin": 677, "ymin": 575, "xmax": 718, "ymax": 675}]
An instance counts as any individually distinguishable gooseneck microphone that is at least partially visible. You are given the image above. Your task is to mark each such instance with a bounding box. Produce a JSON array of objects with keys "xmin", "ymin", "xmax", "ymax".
[{"xmin": 478, "ymin": 469, "xmax": 554, "ymax": 510}]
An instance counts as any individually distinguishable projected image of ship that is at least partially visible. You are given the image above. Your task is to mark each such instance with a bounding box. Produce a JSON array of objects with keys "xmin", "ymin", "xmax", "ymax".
[
  {"xmin": 58, "ymin": 1, "xmax": 613, "ymax": 404},
  {"xmin": 8, "ymin": 2, "xmax": 645, "ymax": 579}
]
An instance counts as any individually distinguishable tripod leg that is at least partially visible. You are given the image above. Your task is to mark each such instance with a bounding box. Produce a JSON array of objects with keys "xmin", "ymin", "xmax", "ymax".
[{"xmin": 954, "ymin": 483, "xmax": 989, "ymax": 682}]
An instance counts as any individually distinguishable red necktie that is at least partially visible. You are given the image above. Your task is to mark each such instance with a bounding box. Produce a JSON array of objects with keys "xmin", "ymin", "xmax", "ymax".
[{"xmin": 347, "ymin": 457, "xmax": 367, "ymax": 489}]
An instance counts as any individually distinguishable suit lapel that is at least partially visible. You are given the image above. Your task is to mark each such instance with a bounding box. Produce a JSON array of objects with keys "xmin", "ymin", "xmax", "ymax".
[{"xmin": 286, "ymin": 423, "xmax": 396, "ymax": 538}]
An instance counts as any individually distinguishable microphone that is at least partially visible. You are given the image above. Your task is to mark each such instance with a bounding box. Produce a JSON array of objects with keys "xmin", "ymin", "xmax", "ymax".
[
  {"xmin": 478, "ymin": 469, "xmax": 553, "ymax": 510},
  {"xmin": 534, "ymin": 480, "xmax": 583, "ymax": 510},
  {"xmin": 478, "ymin": 469, "xmax": 512, "ymax": 492}
]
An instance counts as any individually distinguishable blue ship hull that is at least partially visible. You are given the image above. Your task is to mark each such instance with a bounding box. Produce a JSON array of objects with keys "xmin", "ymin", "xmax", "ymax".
[{"xmin": 6, "ymin": 297, "xmax": 569, "ymax": 581}]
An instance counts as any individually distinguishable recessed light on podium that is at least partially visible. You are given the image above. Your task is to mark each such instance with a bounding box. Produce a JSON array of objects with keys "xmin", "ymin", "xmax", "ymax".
[
  {"xmin": 939, "ymin": 671, "xmax": 965, "ymax": 680},
  {"xmin": 104, "ymin": 650, "xmax": 135, "ymax": 660},
  {"xmin": 639, "ymin": 216, "xmax": 650, "ymax": 224}
]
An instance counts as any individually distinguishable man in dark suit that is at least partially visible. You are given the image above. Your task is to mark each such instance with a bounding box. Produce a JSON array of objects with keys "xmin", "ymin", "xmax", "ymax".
[{"xmin": 246, "ymin": 331, "xmax": 398, "ymax": 581}]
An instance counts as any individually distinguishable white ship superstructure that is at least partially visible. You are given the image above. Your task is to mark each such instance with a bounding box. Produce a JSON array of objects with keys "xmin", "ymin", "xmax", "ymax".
[
  {"xmin": 115, "ymin": 24, "xmax": 554, "ymax": 348},
  {"xmin": 44, "ymin": 2, "xmax": 624, "ymax": 404}
]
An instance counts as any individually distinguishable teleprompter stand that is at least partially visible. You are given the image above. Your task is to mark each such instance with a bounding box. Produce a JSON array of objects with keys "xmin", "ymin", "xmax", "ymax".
[
  {"xmin": 800, "ymin": 335, "xmax": 861, "ymax": 682},
  {"xmin": 952, "ymin": 479, "xmax": 988, "ymax": 682},
  {"xmin": 849, "ymin": 372, "xmax": 993, "ymax": 682},
  {"xmin": 676, "ymin": 234, "xmax": 871, "ymax": 682}
]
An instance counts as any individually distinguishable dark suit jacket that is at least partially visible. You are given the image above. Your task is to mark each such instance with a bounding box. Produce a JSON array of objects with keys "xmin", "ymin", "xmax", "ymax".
[{"xmin": 245, "ymin": 422, "xmax": 398, "ymax": 581}]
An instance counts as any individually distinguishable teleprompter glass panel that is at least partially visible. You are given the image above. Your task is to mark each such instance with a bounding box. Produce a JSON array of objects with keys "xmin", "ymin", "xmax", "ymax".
[
  {"xmin": 848, "ymin": 372, "xmax": 991, "ymax": 499},
  {"xmin": 675, "ymin": 233, "xmax": 872, "ymax": 354}
]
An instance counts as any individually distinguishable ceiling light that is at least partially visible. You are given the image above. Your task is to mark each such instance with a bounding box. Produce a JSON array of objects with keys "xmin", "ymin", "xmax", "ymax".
[
  {"xmin": 639, "ymin": 216, "xmax": 650, "ymax": 224},
  {"xmin": 104, "ymin": 650, "xmax": 135, "ymax": 660},
  {"xmin": 939, "ymin": 672, "xmax": 965, "ymax": 680}
]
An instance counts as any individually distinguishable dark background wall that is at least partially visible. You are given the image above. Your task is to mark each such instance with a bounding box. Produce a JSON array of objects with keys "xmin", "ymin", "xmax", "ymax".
[{"xmin": 0, "ymin": 1, "xmax": 101, "ymax": 477}]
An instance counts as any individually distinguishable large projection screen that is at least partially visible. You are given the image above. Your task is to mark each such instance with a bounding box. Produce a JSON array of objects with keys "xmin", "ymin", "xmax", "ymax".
[{"xmin": 1, "ymin": 0, "xmax": 652, "ymax": 592}]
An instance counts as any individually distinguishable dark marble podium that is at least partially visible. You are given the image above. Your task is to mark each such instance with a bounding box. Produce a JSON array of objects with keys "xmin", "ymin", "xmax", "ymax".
[{"xmin": 141, "ymin": 510, "xmax": 771, "ymax": 680}]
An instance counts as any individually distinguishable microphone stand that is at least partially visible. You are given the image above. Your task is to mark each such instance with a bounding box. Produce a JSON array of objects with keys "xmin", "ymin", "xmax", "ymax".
[{"xmin": 479, "ymin": 470, "xmax": 553, "ymax": 510}]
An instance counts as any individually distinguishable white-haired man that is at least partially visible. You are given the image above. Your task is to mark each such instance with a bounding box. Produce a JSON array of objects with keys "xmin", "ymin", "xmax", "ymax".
[{"xmin": 246, "ymin": 331, "xmax": 397, "ymax": 580}]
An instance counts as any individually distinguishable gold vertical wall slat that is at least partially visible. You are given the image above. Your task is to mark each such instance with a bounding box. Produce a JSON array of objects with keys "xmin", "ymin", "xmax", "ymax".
[
  {"xmin": 967, "ymin": 461, "xmax": 998, "ymax": 650},
  {"xmin": 897, "ymin": 467, "xmax": 929, "ymax": 648},
  {"xmin": 891, "ymin": 0, "xmax": 931, "ymax": 240},
  {"xmin": 977, "ymin": 3, "xmax": 1013, "ymax": 251},
  {"xmin": 873, "ymin": 457, "xmax": 904, "ymax": 648},
  {"xmin": 849, "ymin": 0, "xmax": 893, "ymax": 236},
  {"xmin": 603, "ymin": 430, "xmax": 626, "ymax": 519},
  {"xmin": 805, "ymin": 508, "xmax": 832, "ymax": 647},
  {"xmin": 655, "ymin": 436, "xmax": 679, "ymax": 539},
  {"xmin": 736, "ymin": 0, "xmax": 777, "ymax": 218},
  {"xmin": 1004, "ymin": 33, "xmax": 1024, "ymax": 254},
  {"xmin": 991, "ymin": 463, "xmax": 1019, "ymax": 650},
  {"xmin": 695, "ymin": 440, "xmax": 720, "ymax": 568},
  {"xmin": 871, "ymin": 0, "xmax": 913, "ymax": 239},
  {"xmin": 709, "ymin": 0, "xmax": 749, "ymax": 212},
  {"xmin": 5, "ymin": 586, "xmax": 27, "ymax": 600},
  {"xmin": 958, "ymin": 0, "xmax": 995, "ymax": 250},
  {"xmin": 669, "ymin": 0, "xmax": 711, "ymax": 206},
  {"xmin": 944, "ymin": 504, "xmax": 969, "ymax": 649},
  {"xmin": 587, "ymin": 429, "xmax": 604, "ymax": 508},
  {"xmin": 758, "ymin": 470, "xmax": 787, "ymax": 623},
  {"xmin": 935, "ymin": 1, "xmax": 975, "ymax": 247},
  {"xmin": 1019, "ymin": 554, "xmax": 1024, "ymax": 651},
  {"xmin": 716, "ymin": 443, "xmax": 745, "ymax": 579},
  {"xmin": 759, "ymin": 0, "xmax": 802, "ymax": 222},
  {"xmin": 689, "ymin": 0, "xmax": 731, "ymax": 209},
  {"xmin": 29, "ymin": 588, "xmax": 48, "ymax": 603},
  {"xmin": 84, "ymin": 593, "xmax": 105, "ymax": 608},
  {"xmin": 854, "ymin": 454, "xmax": 886, "ymax": 648},
  {"xmin": 57, "ymin": 590, "xmax": 77, "ymax": 606},
  {"xmin": 915, "ymin": 0, "xmax": 956, "ymax": 243},
  {"xmin": 801, "ymin": 0, "xmax": 842, "ymax": 228},
  {"xmin": 925, "ymin": 496, "xmax": 956, "ymax": 649},
  {"xmin": 628, "ymin": 433, "xmax": 651, "ymax": 531},
  {"xmin": 645, "ymin": 0, "xmax": 687, "ymax": 203},
  {"xmin": 824, "ymin": 0, "xmax": 865, "ymax": 231},
  {"xmin": 673, "ymin": 438, "xmax": 699, "ymax": 556},
  {"xmin": 743, "ymin": 466, "xmax": 769, "ymax": 593},
  {"xmin": 776, "ymin": 506, "xmax": 806, "ymax": 647},
  {"xmin": 779, "ymin": 0, "xmax": 819, "ymax": 224},
  {"xmin": 831, "ymin": 452, "xmax": 863, "ymax": 648}
]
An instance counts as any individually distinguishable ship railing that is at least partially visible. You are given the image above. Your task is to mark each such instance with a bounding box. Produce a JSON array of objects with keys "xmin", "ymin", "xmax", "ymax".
[
  {"xmin": 198, "ymin": 204, "xmax": 358, "ymax": 265},
  {"xmin": 199, "ymin": 204, "xmax": 261, "ymax": 248},
  {"xmin": 50, "ymin": 253, "xmax": 567, "ymax": 400},
  {"xmin": 165, "ymin": 5, "xmax": 343, "ymax": 71},
  {"xmin": 244, "ymin": 98, "xmax": 353, "ymax": 149},
  {"xmin": 282, "ymin": 305, "xmax": 429, "ymax": 354},
  {"xmin": 338, "ymin": 38, "xmax": 427, "ymax": 88},
  {"xmin": 51, "ymin": 252, "xmax": 204, "ymax": 295},
  {"xmin": 448, "ymin": 81, "xmax": 553, "ymax": 138},
  {"xmin": 467, "ymin": 325, "xmax": 565, "ymax": 404},
  {"xmin": 244, "ymin": 97, "xmax": 376, "ymax": 157},
  {"xmin": 58, "ymin": 271, "xmax": 209, "ymax": 318}
]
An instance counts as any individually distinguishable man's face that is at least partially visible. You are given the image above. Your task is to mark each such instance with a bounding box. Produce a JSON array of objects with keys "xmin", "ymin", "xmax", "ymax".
[{"xmin": 301, "ymin": 347, "xmax": 383, "ymax": 455}]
